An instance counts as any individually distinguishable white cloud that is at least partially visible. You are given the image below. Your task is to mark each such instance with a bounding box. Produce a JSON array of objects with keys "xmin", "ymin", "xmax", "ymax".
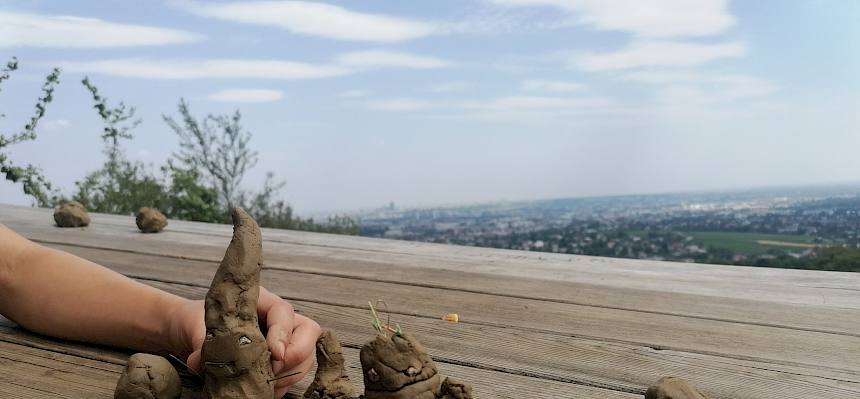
[
  {"xmin": 0, "ymin": 11, "xmax": 201, "ymax": 48},
  {"xmin": 710, "ymin": 75, "xmax": 779, "ymax": 98},
  {"xmin": 336, "ymin": 51, "xmax": 450, "ymax": 69},
  {"xmin": 424, "ymin": 82, "xmax": 472, "ymax": 93},
  {"xmin": 58, "ymin": 59, "xmax": 350, "ymax": 80},
  {"xmin": 55, "ymin": 51, "xmax": 452, "ymax": 80},
  {"xmin": 575, "ymin": 40, "xmax": 746, "ymax": 71},
  {"xmin": 619, "ymin": 69, "xmax": 779, "ymax": 104},
  {"xmin": 338, "ymin": 89, "xmax": 370, "ymax": 98},
  {"xmin": 365, "ymin": 95, "xmax": 610, "ymax": 112},
  {"xmin": 522, "ymin": 79, "xmax": 585, "ymax": 92},
  {"xmin": 365, "ymin": 98, "xmax": 434, "ymax": 111},
  {"xmin": 41, "ymin": 119, "xmax": 71, "ymax": 131},
  {"xmin": 487, "ymin": 0, "xmax": 735, "ymax": 38},
  {"xmin": 470, "ymin": 95, "xmax": 609, "ymax": 110},
  {"xmin": 208, "ymin": 89, "xmax": 284, "ymax": 103},
  {"xmin": 621, "ymin": 69, "xmax": 703, "ymax": 83},
  {"xmin": 654, "ymin": 75, "xmax": 778, "ymax": 105},
  {"xmin": 180, "ymin": 0, "xmax": 434, "ymax": 43}
]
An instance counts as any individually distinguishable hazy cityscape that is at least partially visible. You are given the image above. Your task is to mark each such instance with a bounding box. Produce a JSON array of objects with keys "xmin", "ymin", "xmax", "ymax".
[{"xmin": 356, "ymin": 184, "xmax": 860, "ymax": 272}]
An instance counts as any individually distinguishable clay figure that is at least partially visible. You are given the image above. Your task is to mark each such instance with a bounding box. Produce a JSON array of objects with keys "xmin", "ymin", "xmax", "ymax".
[
  {"xmin": 304, "ymin": 330, "xmax": 359, "ymax": 399},
  {"xmin": 440, "ymin": 377, "xmax": 472, "ymax": 399},
  {"xmin": 645, "ymin": 377, "xmax": 710, "ymax": 399},
  {"xmin": 114, "ymin": 353, "xmax": 181, "ymax": 399},
  {"xmin": 200, "ymin": 208, "xmax": 275, "ymax": 398},
  {"xmin": 53, "ymin": 201, "xmax": 90, "ymax": 227},
  {"xmin": 136, "ymin": 207, "xmax": 168, "ymax": 233},
  {"xmin": 305, "ymin": 329, "xmax": 473, "ymax": 399},
  {"xmin": 361, "ymin": 332, "xmax": 442, "ymax": 399}
]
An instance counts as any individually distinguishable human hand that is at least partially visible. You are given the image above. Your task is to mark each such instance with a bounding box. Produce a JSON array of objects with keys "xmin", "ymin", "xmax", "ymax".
[{"xmin": 167, "ymin": 287, "xmax": 321, "ymax": 398}]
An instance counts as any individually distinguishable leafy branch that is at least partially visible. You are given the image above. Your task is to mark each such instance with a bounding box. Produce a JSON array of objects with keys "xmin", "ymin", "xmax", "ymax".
[
  {"xmin": 81, "ymin": 77, "xmax": 140, "ymax": 158},
  {"xmin": 0, "ymin": 57, "xmax": 62, "ymax": 207},
  {"xmin": 163, "ymin": 98, "xmax": 258, "ymax": 209}
]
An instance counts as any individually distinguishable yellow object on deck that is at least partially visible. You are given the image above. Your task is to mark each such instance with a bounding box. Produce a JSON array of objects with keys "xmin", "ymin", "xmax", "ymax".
[{"xmin": 442, "ymin": 313, "xmax": 459, "ymax": 323}]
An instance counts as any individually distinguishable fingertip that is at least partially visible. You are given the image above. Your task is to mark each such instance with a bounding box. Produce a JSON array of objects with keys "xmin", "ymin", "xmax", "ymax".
[
  {"xmin": 272, "ymin": 359, "xmax": 285, "ymax": 375},
  {"xmin": 273, "ymin": 340, "xmax": 286, "ymax": 362},
  {"xmin": 186, "ymin": 349, "xmax": 202, "ymax": 372}
]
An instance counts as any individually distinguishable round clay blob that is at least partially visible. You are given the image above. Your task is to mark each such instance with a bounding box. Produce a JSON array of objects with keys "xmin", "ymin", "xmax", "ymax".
[
  {"xmin": 136, "ymin": 207, "xmax": 168, "ymax": 233},
  {"xmin": 645, "ymin": 377, "xmax": 709, "ymax": 399},
  {"xmin": 114, "ymin": 353, "xmax": 181, "ymax": 399},
  {"xmin": 53, "ymin": 201, "xmax": 90, "ymax": 227}
]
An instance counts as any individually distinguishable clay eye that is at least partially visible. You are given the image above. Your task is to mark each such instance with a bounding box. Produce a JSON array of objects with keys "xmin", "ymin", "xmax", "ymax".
[
  {"xmin": 367, "ymin": 368, "xmax": 380, "ymax": 382},
  {"xmin": 238, "ymin": 336, "xmax": 252, "ymax": 345}
]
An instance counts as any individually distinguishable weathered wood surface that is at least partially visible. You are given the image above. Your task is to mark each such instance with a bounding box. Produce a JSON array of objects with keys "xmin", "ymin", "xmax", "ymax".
[{"xmin": 1, "ymin": 204, "xmax": 859, "ymax": 399}]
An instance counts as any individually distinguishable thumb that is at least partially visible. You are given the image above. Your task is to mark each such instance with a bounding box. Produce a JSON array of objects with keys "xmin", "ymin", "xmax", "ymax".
[{"xmin": 186, "ymin": 349, "xmax": 202, "ymax": 372}]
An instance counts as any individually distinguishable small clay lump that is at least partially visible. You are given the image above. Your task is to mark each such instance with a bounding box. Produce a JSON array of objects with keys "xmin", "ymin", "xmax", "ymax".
[
  {"xmin": 114, "ymin": 353, "xmax": 181, "ymax": 399},
  {"xmin": 53, "ymin": 201, "xmax": 90, "ymax": 227},
  {"xmin": 136, "ymin": 207, "xmax": 168, "ymax": 233}
]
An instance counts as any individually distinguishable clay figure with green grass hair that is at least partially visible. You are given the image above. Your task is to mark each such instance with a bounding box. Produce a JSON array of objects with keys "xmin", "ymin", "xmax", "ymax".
[
  {"xmin": 305, "ymin": 302, "xmax": 474, "ymax": 399},
  {"xmin": 201, "ymin": 208, "xmax": 275, "ymax": 398}
]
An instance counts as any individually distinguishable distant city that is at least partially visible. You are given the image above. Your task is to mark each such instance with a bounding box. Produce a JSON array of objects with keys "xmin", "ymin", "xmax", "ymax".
[{"xmin": 352, "ymin": 184, "xmax": 860, "ymax": 272}]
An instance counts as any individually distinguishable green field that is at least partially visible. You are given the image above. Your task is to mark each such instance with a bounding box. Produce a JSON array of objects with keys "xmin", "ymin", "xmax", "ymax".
[
  {"xmin": 686, "ymin": 231, "xmax": 818, "ymax": 255},
  {"xmin": 628, "ymin": 230, "xmax": 821, "ymax": 255}
]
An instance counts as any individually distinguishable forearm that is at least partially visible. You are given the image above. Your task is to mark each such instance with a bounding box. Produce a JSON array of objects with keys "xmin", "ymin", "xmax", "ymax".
[{"xmin": 0, "ymin": 225, "xmax": 188, "ymax": 354}]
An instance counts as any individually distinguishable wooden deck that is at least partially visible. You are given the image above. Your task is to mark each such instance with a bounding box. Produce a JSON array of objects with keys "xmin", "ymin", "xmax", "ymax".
[{"xmin": 1, "ymin": 203, "xmax": 859, "ymax": 399}]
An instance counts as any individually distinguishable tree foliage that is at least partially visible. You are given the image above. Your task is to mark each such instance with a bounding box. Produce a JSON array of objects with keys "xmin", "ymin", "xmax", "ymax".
[
  {"xmin": 0, "ymin": 57, "xmax": 62, "ymax": 207},
  {"xmin": 73, "ymin": 77, "xmax": 160, "ymax": 214},
  {"xmin": 163, "ymin": 99, "xmax": 257, "ymax": 209},
  {"xmin": 161, "ymin": 99, "xmax": 359, "ymax": 233},
  {"xmin": 4, "ymin": 70, "xmax": 358, "ymax": 235}
]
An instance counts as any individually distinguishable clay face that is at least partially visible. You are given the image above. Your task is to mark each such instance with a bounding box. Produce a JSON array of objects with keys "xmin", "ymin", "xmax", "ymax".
[
  {"xmin": 114, "ymin": 353, "xmax": 181, "ymax": 399},
  {"xmin": 53, "ymin": 201, "xmax": 90, "ymax": 227},
  {"xmin": 645, "ymin": 377, "xmax": 709, "ymax": 399},
  {"xmin": 306, "ymin": 330, "xmax": 473, "ymax": 399},
  {"xmin": 200, "ymin": 208, "xmax": 274, "ymax": 399},
  {"xmin": 304, "ymin": 330, "xmax": 359, "ymax": 399},
  {"xmin": 136, "ymin": 207, "xmax": 167, "ymax": 233},
  {"xmin": 360, "ymin": 333, "xmax": 442, "ymax": 399}
]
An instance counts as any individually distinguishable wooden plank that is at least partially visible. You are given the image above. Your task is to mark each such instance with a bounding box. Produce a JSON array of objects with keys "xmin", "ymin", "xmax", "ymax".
[
  {"xmin": 29, "ymin": 275, "xmax": 854, "ymax": 399},
  {"xmin": 0, "ymin": 339, "xmax": 121, "ymax": 398},
  {"xmin": 7, "ymin": 216, "xmax": 860, "ymax": 339},
  {"xmin": 44, "ymin": 242, "xmax": 860, "ymax": 379},
  {"xmin": 0, "ymin": 320, "xmax": 635, "ymax": 399},
  {"xmin": 4, "ymin": 206, "xmax": 860, "ymax": 398},
  {"xmin": 3, "ymin": 204, "xmax": 860, "ymax": 310}
]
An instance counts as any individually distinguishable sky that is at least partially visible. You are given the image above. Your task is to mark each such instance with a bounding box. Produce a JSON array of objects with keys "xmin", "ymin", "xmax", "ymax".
[{"xmin": 0, "ymin": 0, "xmax": 858, "ymax": 215}]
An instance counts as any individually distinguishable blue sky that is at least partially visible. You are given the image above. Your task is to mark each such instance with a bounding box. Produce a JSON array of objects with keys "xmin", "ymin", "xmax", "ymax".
[{"xmin": 0, "ymin": 0, "xmax": 858, "ymax": 214}]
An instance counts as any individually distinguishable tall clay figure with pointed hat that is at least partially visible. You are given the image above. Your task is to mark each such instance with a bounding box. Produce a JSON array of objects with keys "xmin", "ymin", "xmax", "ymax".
[{"xmin": 201, "ymin": 208, "xmax": 275, "ymax": 398}]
